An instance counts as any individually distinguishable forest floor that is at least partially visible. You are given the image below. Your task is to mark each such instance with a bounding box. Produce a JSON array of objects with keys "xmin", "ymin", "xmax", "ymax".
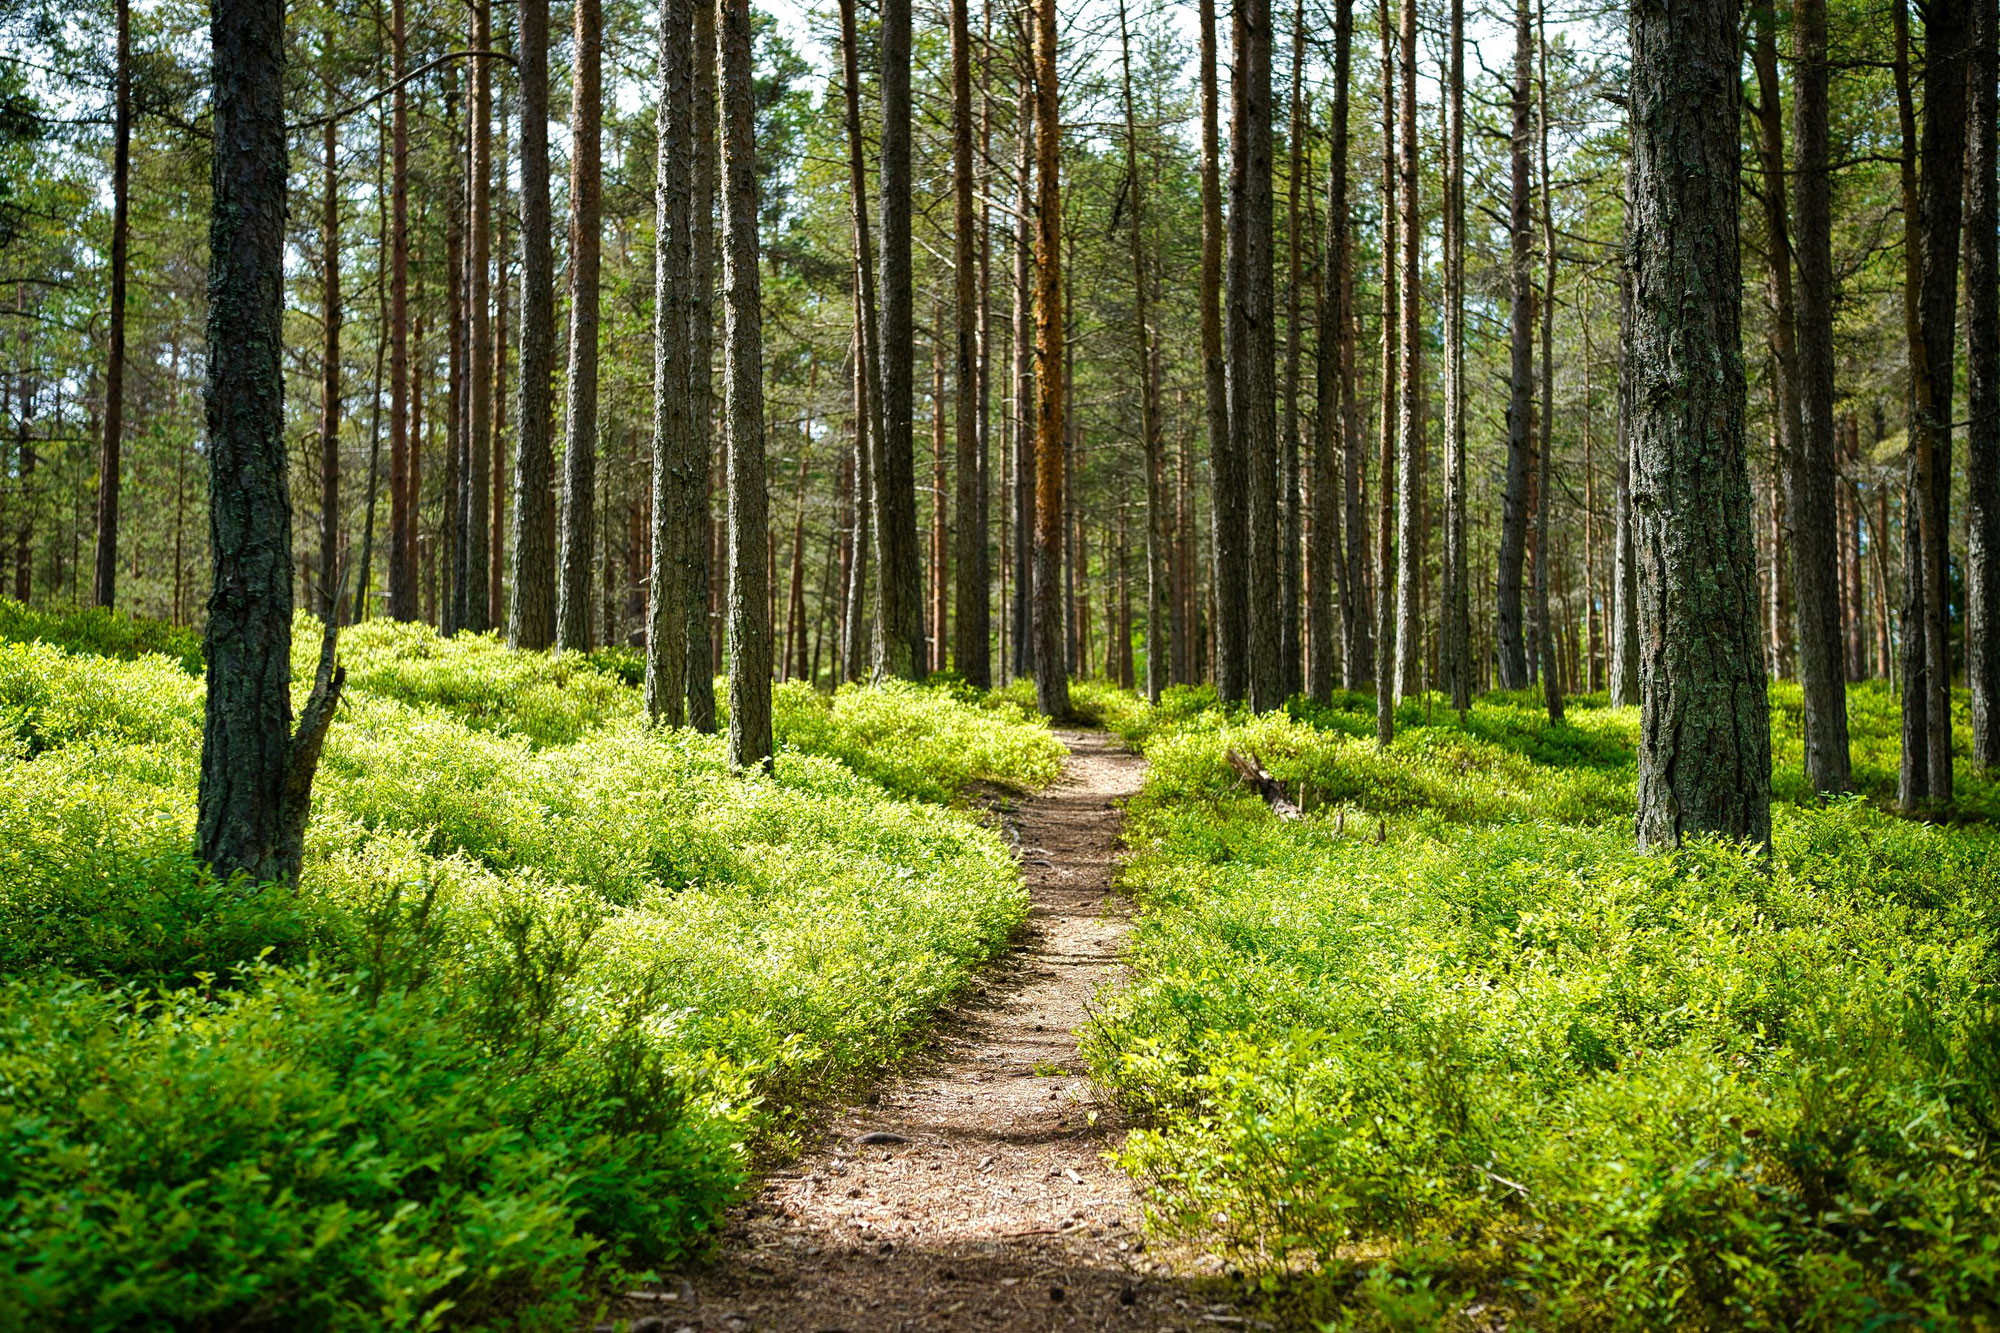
[{"xmin": 603, "ymin": 730, "xmax": 1245, "ymax": 1333}]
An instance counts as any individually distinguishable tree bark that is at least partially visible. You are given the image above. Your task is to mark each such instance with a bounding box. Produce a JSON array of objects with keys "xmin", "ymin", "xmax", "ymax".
[
  {"xmin": 719, "ymin": 0, "xmax": 771, "ymax": 770},
  {"xmin": 1117, "ymin": 0, "xmax": 1167, "ymax": 702},
  {"xmin": 1374, "ymin": 0, "xmax": 1397, "ymax": 744},
  {"xmin": 199, "ymin": 0, "xmax": 344, "ymax": 886},
  {"xmin": 1969, "ymin": 0, "xmax": 2000, "ymax": 766},
  {"xmin": 1894, "ymin": 0, "xmax": 1968, "ymax": 810},
  {"xmin": 875, "ymin": 0, "xmax": 925, "ymax": 679},
  {"xmin": 1441, "ymin": 0, "xmax": 1468, "ymax": 712},
  {"xmin": 1787, "ymin": 0, "xmax": 1853, "ymax": 788},
  {"xmin": 1232, "ymin": 0, "xmax": 1280, "ymax": 711},
  {"xmin": 1309, "ymin": 0, "xmax": 1354, "ymax": 704},
  {"xmin": 952, "ymin": 0, "xmax": 990, "ymax": 687},
  {"xmin": 1610, "ymin": 142, "xmax": 1640, "ymax": 705},
  {"xmin": 556, "ymin": 0, "xmax": 602, "ymax": 651},
  {"xmin": 838, "ymin": 0, "xmax": 884, "ymax": 684},
  {"xmin": 647, "ymin": 0, "xmax": 696, "ymax": 725},
  {"xmin": 1534, "ymin": 9, "xmax": 1562, "ymax": 722},
  {"xmin": 317, "ymin": 70, "xmax": 343, "ymax": 624},
  {"xmin": 1279, "ymin": 0, "xmax": 1306, "ymax": 701},
  {"xmin": 1200, "ymin": 0, "xmax": 1243, "ymax": 701},
  {"xmin": 688, "ymin": 0, "xmax": 719, "ymax": 732},
  {"xmin": 464, "ymin": 0, "xmax": 492, "ymax": 632},
  {"xmin": 387, "ymin": 0, "xmax": 416, "ymax": 621},
  {"xmin": 1392, "ymin": 0, "xmax": 1424, "ymax": 701},
  {"xmin": 509, "ymin": 0, "xmax": 556, "ymax": 649},
  {"xmin": 1032, "ymin": 0, "xmax": 1071, "ymax": 718},
  {"xmin": 1496, "ymin": 0, "xmax": 1533, "ymax": 690},
  {"xmin": 1012, "ymin": 40, "xmax": 1036, "ymax": 680},
  {"xmin": 1628, "ymin": 0, "xmax": 1771, "ymax": 851},
  {"xmin": 94, "ymin": 0, "xmax": 130, "ymax": 610}
]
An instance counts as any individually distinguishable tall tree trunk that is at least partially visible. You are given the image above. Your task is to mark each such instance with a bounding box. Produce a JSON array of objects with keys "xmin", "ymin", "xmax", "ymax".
[
  {"xmin": 1610, "ymin": 144, "xmax": 1640, "ymax": 705},
  {"xmin": 1441, "ymin": 0, "xmax": 1468, "ymax": 712},
  {"xmin": 977, "ymin": 0, "xmax": 997, "ymax": 685},
  {"xmin": 1311, "ymin": 0, "xmax": 1355, "ymax": 702},
  {"xmin": 1199, "ymin": 0, "xmax": 1242, "ymax": 700},
  {"xmin": 465, "ymin": 0, "xmax": 492, "ymax": 632},
  {"xmin": 1534, "ymin": 10, "xmax": 1563, "ymax": 722},
  {"xmin": 556, "ymin": 0, "xmax": 602, "ymax": 651},
  {"xmin": 719, "ymin": 0, "xmax": 772, "ymax": 769},
  {"xmin": 490, "ymin": 91, "xmax": 508, "ymax": 633},
  {"xmin": 199, "ymin": 0, "xmax": 344, "ymax": 885},
  {"xmin": 951, "ymin": 0, "xmax": 990, "ymax": 686},
  {"xmin": 1894, "ymin": 0, "xmax": 1968, "ymax": 810},
  {"xmin": 1496, "ymin": 0, "xmax": 1533, "ymax": 690},
  {"xmin": 1392, "ymin": 0, "xmax": 1424, "ymax": 700},
  {"xmin": 1969, "ymin": 0, "xmax": 2000, "ymax": 766},
  {"xmin": 838, "ymin": 0, "xmax": 885, "ymax": 684},
  {"xmin": 444, "ymin": 112, "xmax": 466, "ymax": 634},
  {"xmin": 1032, "ymin": 0, "xmax": 1070, "ymax": 718},
  {"xmin": 1279, "ymin": 0, "xmax": 1306, "ymax": 701},
  {"xmin": 646, "ymin": 0, "xmax": 696, "ymax": 725},
  {"xmin": 1751, "ymin": 7, "xmax": 1804, "ymax": 686},
  {"xmin": 94, "ymin": 0, "xmax": 130, "ymax": 610},
  {"xmin": 844, "ymin": 297, "xmax": 874, "ymax": 681},
  {"xmin": 931, "ymin": 330, "xmax": 949, "ymax": 669},
  {"xmin": 1374, "ymin": 0, "xmax": 1397, "ymax": 743},
  {"xmin": 1233, "ymin": 0, "xmax": 1280, "ymax": 711},
  {"xmin": 317, "ymin": 70, "xmax": 343, "ymax": 623},
  {"xmin": 388, "ymin": 0, "xmax": 416, "ymax": 621},
  {"xmin": 1787, "ymin": 0, "xmax": 1852, "ymax": 788},
  {"xmin": 1332, "ymin": 0, "xmax": 1369, "ymax": 691},
  {"xmin": 508, "ymin": 0, "xmax": 556, "ymax": 648},
  {"xmin": 875, "ymin": 0, "xmax": 925, "ymax": 678},
  {"xmin": 688, "ymin": 1, "xmax": 719, "ymax": 731},
  {"xmin": 1013, "ymin": 38, "xmax": 1036, "ymax": 680},
  {"xmin": 1628, "ymin": 0, "xmax": 1771, "ymax": 850},
  {"xmin": 1117, "ymin": 0, "xmax": 1167, "ymax": 702}
]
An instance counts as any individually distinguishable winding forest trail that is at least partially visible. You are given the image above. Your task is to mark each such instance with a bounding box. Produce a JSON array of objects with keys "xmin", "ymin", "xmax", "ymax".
[{"xmin": 611, "ymin": 730, "xmax": 1240, "ymax": 1332}]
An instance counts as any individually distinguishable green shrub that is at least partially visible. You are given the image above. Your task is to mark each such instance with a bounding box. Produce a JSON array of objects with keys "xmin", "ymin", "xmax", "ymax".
[
  {"xmin": 0, "ymin": 597, "xmax": 205, "ymax": 673},
  {"xmin": 1086, "ymin": 689, "xmax": 2000, "ymax": 1330},
  {"xmin": 0, "ymin": 618, "xmax": 1054, "ymax": 1328}
]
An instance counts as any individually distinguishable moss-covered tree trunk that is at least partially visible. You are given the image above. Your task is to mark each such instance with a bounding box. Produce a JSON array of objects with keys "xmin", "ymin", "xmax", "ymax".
[
  {"xmin": 1628, "ymin": 0, "xmax": 1771, "ymax": 851},
  {"xmin": 199, "ymin": 0, "xmax": 344, "ymax": 886}
]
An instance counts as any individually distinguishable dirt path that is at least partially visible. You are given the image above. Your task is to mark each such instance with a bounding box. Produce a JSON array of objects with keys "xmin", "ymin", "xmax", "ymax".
[{"xmin": 609, "ymin": 731, "xmax": 1238, "ymax": 1333}]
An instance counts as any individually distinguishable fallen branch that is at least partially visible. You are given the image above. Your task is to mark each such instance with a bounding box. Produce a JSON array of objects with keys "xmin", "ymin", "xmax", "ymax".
[{"xmin": 1225, "ymin": 749, "xmax": 1302, "ymax": 821}]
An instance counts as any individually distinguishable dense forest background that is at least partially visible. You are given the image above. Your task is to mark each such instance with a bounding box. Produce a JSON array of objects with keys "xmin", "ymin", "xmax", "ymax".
[{"xmin": 0, "ymin": 0, "xmax": 1950, "ymax": 725}]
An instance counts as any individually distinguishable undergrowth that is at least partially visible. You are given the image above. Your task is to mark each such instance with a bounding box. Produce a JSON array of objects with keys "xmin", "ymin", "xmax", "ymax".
[
  {"xmin": 1084, "ymin": 684, "xmax": 2000, "ymax": 1331},
  {"xmin": 0, "ymin": 602, "xmax": 1061, "ymax": 1330}
]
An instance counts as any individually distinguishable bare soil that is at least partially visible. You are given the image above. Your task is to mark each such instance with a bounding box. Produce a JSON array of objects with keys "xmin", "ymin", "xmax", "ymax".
[{"xmin": 604, "ymin": 730, "xmax": 1251, "ymax": 1333}]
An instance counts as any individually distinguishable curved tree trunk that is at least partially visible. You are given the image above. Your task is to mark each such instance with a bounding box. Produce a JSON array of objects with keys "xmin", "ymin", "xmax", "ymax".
[
  {"xmin": 556, "ymin": 0, "xmax": 602, "ymax": 651},
  {"xmin": 1628, "ymin": 0, "xmax": 1771, "ymax": 850}
]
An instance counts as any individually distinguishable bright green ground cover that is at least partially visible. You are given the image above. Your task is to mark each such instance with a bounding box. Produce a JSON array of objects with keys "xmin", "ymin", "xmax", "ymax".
[
  {"xmin": 0, "ymin": 604, "xmax": 1064, "ymax": 1331},
  {"xmin": 1085, "ymin": 683, "xmax": 2000, "ymax": 1331}
]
